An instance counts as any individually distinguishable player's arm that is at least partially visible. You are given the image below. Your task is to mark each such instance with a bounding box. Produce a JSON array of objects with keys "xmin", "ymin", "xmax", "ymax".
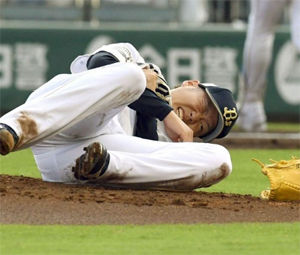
[
  {"xmin": 87, "ymin": 52, "xmax": 172, "ymax": 120},
  {"xmin": 138, "ymin": 68, "xmax": 193, "ymax": 142},
  {"xmin": 163, "ymin": 111, "xmax": 193, "ymax": 142},
  {"xmin": 87, "ymin": 49, "xmax": 193, "ymax": 142}
]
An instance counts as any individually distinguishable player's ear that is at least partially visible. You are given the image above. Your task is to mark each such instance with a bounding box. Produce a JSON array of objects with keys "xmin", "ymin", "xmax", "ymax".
[{"xmin": 182, "ymin": 80, "xmax": 200, "ymax": 88}]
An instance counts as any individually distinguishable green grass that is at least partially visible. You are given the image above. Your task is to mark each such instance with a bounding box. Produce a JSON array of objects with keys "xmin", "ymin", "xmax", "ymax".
[
  {"xmin": 0, "ymin": 149, "xmax": 40, "ymax": 178},
  {"xmin": 0, "ymin": 223, "xmax": 299, "ymax": 255},
  {"xmin": 1, "ymin": 149, "xmax": 299, "ymax": 255},
  {"xmin": 232, "ymin": 122, "xmax": 300, "ymax": 132},
  {"xmin": 266, "ymin": 122, "xmax": 299, "ymax": 132}
]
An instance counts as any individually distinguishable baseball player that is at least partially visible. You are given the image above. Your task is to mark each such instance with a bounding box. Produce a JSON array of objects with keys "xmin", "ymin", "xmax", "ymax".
[
  {"xmin": 238, "ymin": 0, "xmax": 300, "ymax": 131},
  {"xmin": 0, "ymin": 43, "xmax": 238, "ymax": 190}
]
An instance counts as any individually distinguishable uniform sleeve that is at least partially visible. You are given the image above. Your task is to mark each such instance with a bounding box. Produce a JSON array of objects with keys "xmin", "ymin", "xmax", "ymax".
[
  {"xmin": 95, "ymin": 42, "xmax": 145, "ymax": 64},
  {"xmin": 129, "ymin": 89, "xmax": 173, "ymax": 121},
  {"xmin": 87, "ymin": 51, "xmax": 173, "ymax": 121}
]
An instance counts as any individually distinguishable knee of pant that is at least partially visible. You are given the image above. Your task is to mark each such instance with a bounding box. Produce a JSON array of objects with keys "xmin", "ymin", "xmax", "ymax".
[{"xmin": 213, "ymin": 145, "xmax": 233, "ymax": 176}]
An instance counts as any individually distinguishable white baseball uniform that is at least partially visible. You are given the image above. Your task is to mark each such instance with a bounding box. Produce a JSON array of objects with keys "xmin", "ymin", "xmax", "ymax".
[
  {"xmin": 0, "ymin": 44, "xmax": 232, "ymax": 190},
  {"xmin": 239, "ymin": 0, "xmax": 300, "ymax": 131}
]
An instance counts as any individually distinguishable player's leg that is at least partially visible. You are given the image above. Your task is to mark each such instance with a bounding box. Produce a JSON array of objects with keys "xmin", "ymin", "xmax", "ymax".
[
  {"xmin": 63, "ymin": 134, "xmax": 232, "ymax": 190},
  {"xmin": 0, "ymin": 63, "xmax": 145, "ymax": 154},
  {"xmin": 106, "ymin": 141, "xmax": 232, "ymax": 190},
  {"xmin": 290, "ymin": 0, "xmax": 300, "ymax": 51},
  {"xmin": 32, "ymin": 138, "xmax": 109, "ymax": 182},
  {"xmin": 238, "ymin": 0, "xmax": 286, "ymax": 131}
]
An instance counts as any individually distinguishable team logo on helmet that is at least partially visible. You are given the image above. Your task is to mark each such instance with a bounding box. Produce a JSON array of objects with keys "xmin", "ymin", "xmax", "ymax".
[{"xmin": 223, "ymin": 107, "xmax": 238, "ymax": 126}]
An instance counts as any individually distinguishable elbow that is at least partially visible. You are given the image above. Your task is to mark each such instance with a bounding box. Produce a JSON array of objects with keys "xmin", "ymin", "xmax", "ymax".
[{"xmin": 122, "ymin": 63, "xmax": 146, "ymax": 101}]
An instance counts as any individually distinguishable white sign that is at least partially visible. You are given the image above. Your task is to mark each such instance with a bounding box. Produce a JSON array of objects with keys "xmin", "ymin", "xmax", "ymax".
[
  {"xmin": 0, "ymin": 43, "xmax": 48, "ymax": 90},
  {"xmin": 0, "ymin": 45, "xmax": 12, "ymax": 88},
  {"xmin": 84, "ymin": 36, "xmax": 238, "ymax": 91},
  {"xmin": 15, "ymin": 43, "xmax": 48, "ymax": 90}
]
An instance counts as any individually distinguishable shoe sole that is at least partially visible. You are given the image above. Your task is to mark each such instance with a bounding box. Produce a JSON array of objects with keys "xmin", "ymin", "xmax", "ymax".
[
  {"xmin": 0, "ymin": 129, "xmax": 15, "ymax": 155},
  {"xmin": 72, "ymin": 142, "xmax": 108, "ymax": 180}
]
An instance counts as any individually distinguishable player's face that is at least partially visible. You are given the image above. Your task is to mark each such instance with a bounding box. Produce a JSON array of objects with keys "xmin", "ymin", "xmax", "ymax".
[{"xmin": 171, "ymin": 80, "xmax": 218, "ymax": 137}]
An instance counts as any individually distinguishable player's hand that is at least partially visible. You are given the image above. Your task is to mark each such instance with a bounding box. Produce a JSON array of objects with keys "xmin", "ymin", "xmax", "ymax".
[
  {"xmin": 163, "ymin": 111, "xmax": 194, "ymax": 142},
  {"xmin": 142, "ymin": 68, "xmax": 158, "ymax": 92}
]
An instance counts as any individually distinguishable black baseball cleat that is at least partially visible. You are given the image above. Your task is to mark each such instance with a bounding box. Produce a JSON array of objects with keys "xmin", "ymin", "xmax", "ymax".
[
  {"xmin": 72, "ymin": 142, "xmax": 110, "ymax": 181},
  {"xmin": 0, "ymin": 124, "xmax": 19, "ymax": 156}
]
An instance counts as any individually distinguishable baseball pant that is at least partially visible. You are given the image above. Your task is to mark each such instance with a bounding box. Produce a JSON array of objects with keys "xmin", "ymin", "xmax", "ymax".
[{"xmin": 0, "ymin": 63, "xmax": 232, "ymax": 190}]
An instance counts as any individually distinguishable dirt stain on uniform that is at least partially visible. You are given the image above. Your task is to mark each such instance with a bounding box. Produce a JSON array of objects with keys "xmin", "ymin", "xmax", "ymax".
[
  {"xmin": 84, "ymin": 169, "xmax": 133, "ymax": 187},
  {"xmin": 201, "ymin": 163, "xmax": 231, "ymax": 188},
  {"xmin": 16, "ymin": 111, "xmax": 38, "ymax": 148},
  {"xmin": 85, "ymin": 164, "xmax": 231, "ymax": 191}
]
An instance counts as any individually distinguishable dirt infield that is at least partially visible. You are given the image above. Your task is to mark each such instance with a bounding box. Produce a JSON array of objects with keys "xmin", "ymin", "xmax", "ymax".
[{"xmin": 0, "ymin": 174, "xmax": 299, "ymax": 225}]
